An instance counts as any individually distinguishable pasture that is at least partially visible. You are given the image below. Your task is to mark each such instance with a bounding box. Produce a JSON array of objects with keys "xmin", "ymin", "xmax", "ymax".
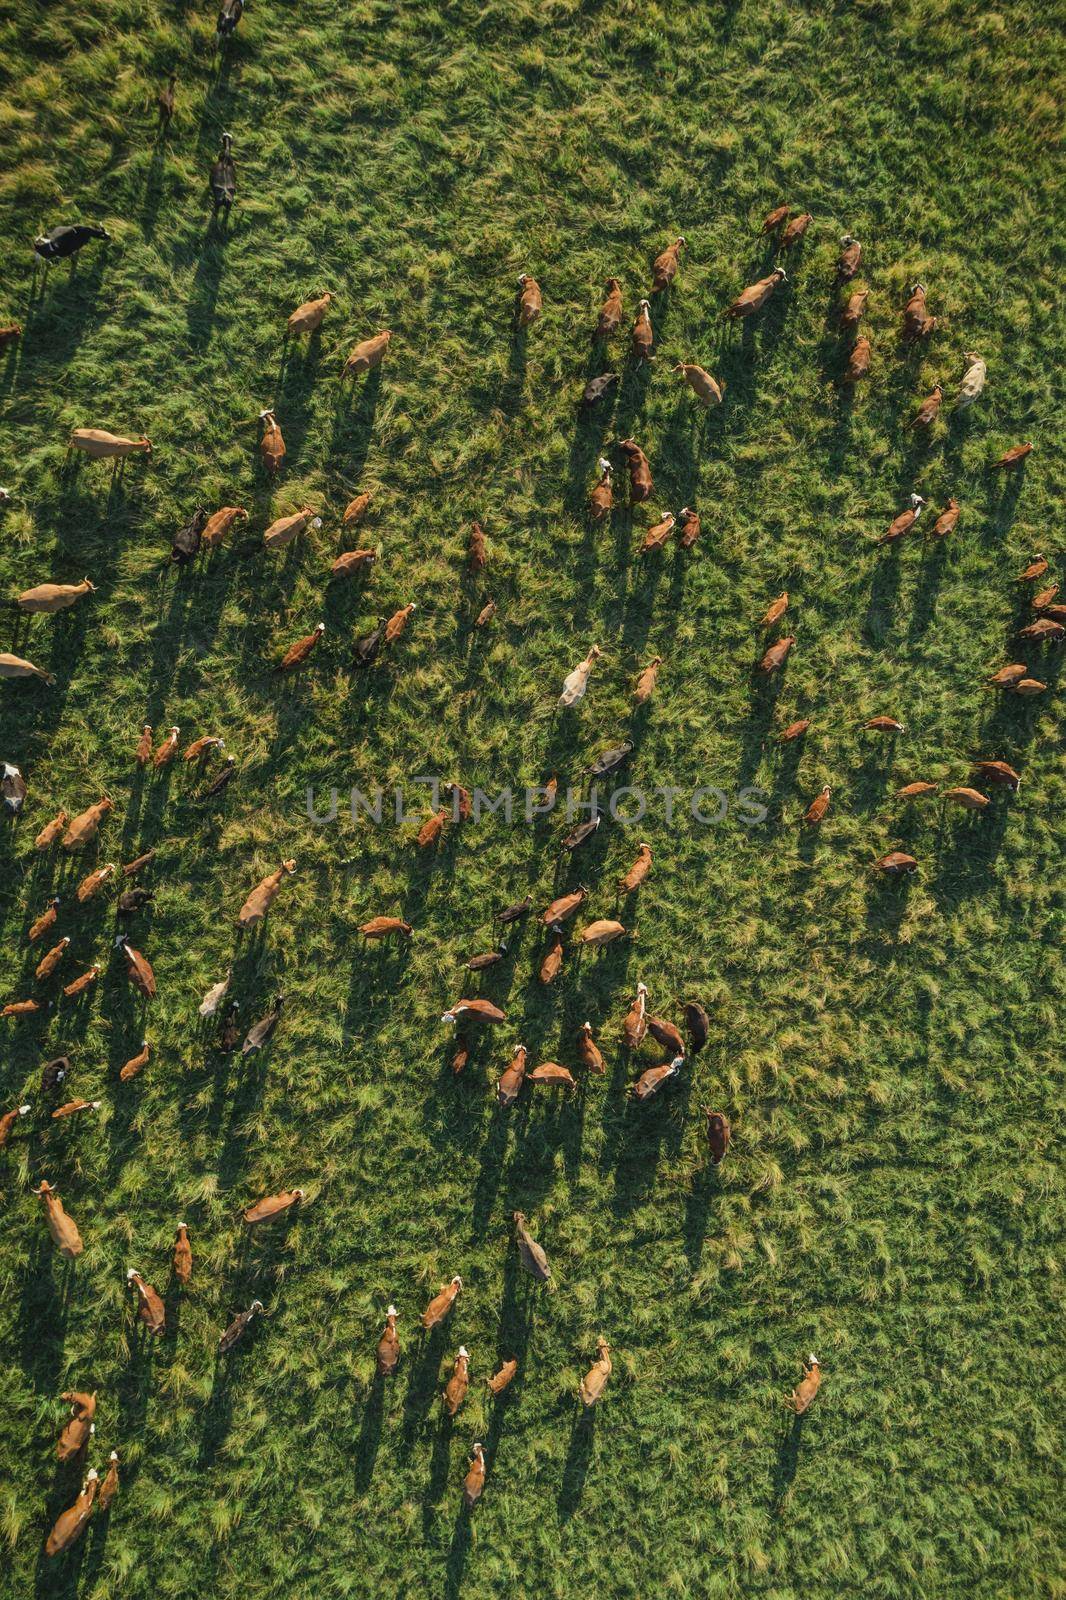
[{"xmin": 0, "ymin": 2, "xmax": 1063, "ymax": 1597}]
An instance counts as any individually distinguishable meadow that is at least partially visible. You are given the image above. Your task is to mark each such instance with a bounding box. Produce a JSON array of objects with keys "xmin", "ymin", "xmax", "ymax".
[{"xmin": 0, "ymin": 1, "xmax": 1064, "ymax": 1596}]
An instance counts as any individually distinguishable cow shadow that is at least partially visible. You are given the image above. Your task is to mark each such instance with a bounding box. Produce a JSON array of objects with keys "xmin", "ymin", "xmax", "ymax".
[
  {"xmin": 772, "ymin": 1410, "xmax": 806, "ymax": 1506},
  {"xmin": 556, "ymin": 1407, "xmax": 596, "ymax": 1522}
]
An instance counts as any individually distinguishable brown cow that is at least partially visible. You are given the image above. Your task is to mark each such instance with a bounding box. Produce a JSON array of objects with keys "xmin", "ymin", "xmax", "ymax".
[
  {"xmin": 579, "ymin": 1337, "xmax": 612, "ymax": 1407},
  {"xmin": 258, "ymin": 410, "xmax": 285, "ymax": 473},
  {"xmin": 76, "ymin": 864, "xmax": 115, "ymax": 903},
  {"xmin": 634, "ymin": 657, "xmax": 662, "ymax": 704},
  {"xmin": 618, "ymin": 843, "xmax": 653, "ymax": 893},
  {"xmin": 576, "ymin": 1021, "xmax": 604, "ymax": 1074},
  {"xmin": 51, "ymin": 1099, "xmax": 101, "ymax": 1121},
  {"xmin": 202, "ymin": 506, "xmax": 248, "ymax": 549},
  {"xmin": 218, "ymin": 1300, "xmax": 264, "ymax": 1354},
  {"xmin": 539, "ymin": 930, "xmax": 564, "ymax": 984},
  {"xmin": 618, "ymin": 438, "xmax": 652, "ymax": 503},
  {"xmin": 674, "ymin": 363, "xmax": 724, "ymax": 406},
  {"xmin": 56, "ymin": 1392, "xmax": 96, "ymax": 1461},
  {"xmin": 639, "ymin": 512, "xmax": 675, "ymax": 553},
  {"xmin": 342, "ymin": 331, "xmax": 391, "ymax": 377},
  {"xmin": 896, "ymin": 781, "xmax": 938, "ymax": 799},
  {"xmin": 264, "ymin": 508, "xmax": 322, "ymax": 550},
  {"xmin": 377, "ymin": 1305, "xmax": 400, "ymax": 1375},
  {"xmin": 677, "ymin": 506, "xmax": 701, "ymax": 549},
  {"xmin": 589, "ymin": 458, "xmax": 613, "ymax": 522},
  {"xmin": 542, "ymin": 887, "xmax": 587, "ymax": 925},
  {"xmin": 779, "ymin": 212, "xmax": 812, "ymax": 250},
  {"xmin": 944, "ymin": 786, "xmax": 990, "ymax": 810},
  {"xmin": 330, "ymin": 548, "xmax": 377, "ymax": 582},
  {"xmin": 901, "ymin": 283, "xmax": 937, "ymax": 342},
  {"xmin": 907, "ymin": 384, "xmax": 943, "ymax": 429},
  {"xmin": 0, "ymin": 651, "xmax": 54, "ymax": 685},
  {"xmin": 35, "ymin": 810, "xmax": 68, "ymax": 851},
  {"xmin": 237, "ymin": 860, "xmax": 296, "ymax": 929},
  {"xmin": 684, "ymin": 1002, "xmax": 709, "ymax": 1053},
  {"xmin": 971, "ymin": 760, "xmax": 1020, "ymax": 792},
  {"xmin": 705, "ymin": 1109, "xmax": 731, "ymax": 1164},
  {"xmin": 0, "ymin": 1103, "xmax": 30, "ymax": 1147},
  {"xmin": 529, "ymin": 1062, "xmax": 577, "ymax": 1089},
  {"xmin": 45, "ymin": 1469, "xmax": 98, "ymax": 1557},
  {"xmin": 342, "ymin": 491, "xmax": 374, "ymax": 527},
  {"xmin": 514, "ymin": 1211, "xmax": 551, "ymax": 1282},
  {"xmin": 835, "ymin": 235, "xmax": 862, "ymax": 283},
  {"xmin": 780, "ymin": 719, "xmax": 810, "ymax": 742},
  {"xmin": 441, "ymin": 999, "xmax": 506, "ymax": 1025},
  {"xmin": 442, "ymin": 1347, "xmax": 470, "ymax": 1415},
  {"xmin": 127, "ymin": 1268, "xmax": 165, "ymax": 1336},
  {"xmin": 761, "ymin": 592, "xmax": 789, "ymax": 628},
  {"xmin": 98, "ymin": 1451, "xmax": 119, "ymax": 1513},
  {"xmin": 243, "ymin": 1189, "xmax": 303, "ymax": 1225},
  {"xmin": 62, "ymin": 965, "xmax": 100, "ymax": 999},
  {"xmin": 115, "ymin": 937, "xmax": 156, "ymax": 998},
  {"xmin": 787, "ymin": 1354, "xmax": 822, "ymax": 1414},
  {"xmin": 865, "ymin": 716, "xmax": 905, "ymax": 733},
  {"xmin": 173, "ymin": 1222, "xmax": 192, "ymax": 1284},
  {"xmin": 880, "ymin": 495, "xmax": 925, "ymax": 544},
  {"xmin": 622, "ymin": 982, "xmax": 648, "ymax": 1049},
  {"xmin": 874, "ymin": 851, "xmax": 919, "ymax": 875},
  {"xmin": 183, "ymin": 734, "xmax": 225, "ymax": 764},
  {"xmin": 359, "ymin": 916, "xmax": 413, "ymax": 940},
  {"xmin": 724, "ymin": 268, "xmax": 786, "ymax": 319},
  {"xmin": 576, "ymin": 919, "xmax": 626, "ymax": 947},
  {"xmin": 843, "ymin": 336, "xmax": 871, "ymax": 383},
  {"xmin": 152, "ymin": 726, "xmax": 180, "ymax": 767},
  {"xmin": 651, "ymin": 236, "xmax": 685, "ymax": 291},
  {"xmin": 595, "ymin": 278, "xmax": 623, "ymax": 339},
  {"xmin": 463, "ymin": 1443, "xmax": 486, "ymax": 1508},
  {"xmin": 416, "ymin": 807, "xmax": 448, "ymax": 848},
  {"xmin": 633, "ymin": 1055, "xmax": 683, "ymax": 1101},
  {"xmin": 647, "ymin": 1016, "xmax": 685, "ymax": 1057},
  {"xmin": 486, "ymin": 1359, "xmax": 517, "ymax": 1397},
  {"xmin": 70, "ymin": 429, "xmax": 151, "ymax": 461},
  {"xmin": 28, "ymin": 898, "xmax": 61, "ymax": 943},
  {"xmin": 421, "ymin": 1276, "xmax": 462, "ymax": 1330},
  {"xmin": 62, "ymin": 797, "xmax": 112, "ymax": 851},
  {"xmin": 631, "ymin": 298, "xmax": 654, "ymax": 361},
  {"xmin": 840, "ymin": 287, "xmax": 869, "ymax": 330},
  {"xmin": 992, "ymin": 441, "xmax": 1034, "ymax": 470},
  {"xmin": 759, "ymin": 636, "xmax": 795, "ymax": 673},
  {"xmin": 120, "ymin": 1040, "xmax": 150, "ymax": 1081},
  {"xmin": 804, "ymin": 785, "xmax": 832, "ymax": 825},
  {"xmin": 931, "ymin": 498, "xmax": 960, "ymax": 538},
  {"xmin": 761, "ymin": 204, "xmax": 789, "ymax": 234},
  {"xmin": 17, "ymin": 578, "xmax": 95, "ymax": 614},
  {"xmin": 516, "ymin": 276, "xmax": 541, "ymax": 328},
  {"xmin": 276, "ymin": 623, "xmax": 326, "ymax": 673},
  {"xmin": 287, "ymin": 292, "xmax": 332, "ymax": 336},
  {"xmin": 497, "ymin": 1044, "xmax": 528, "ymax": 1106}
]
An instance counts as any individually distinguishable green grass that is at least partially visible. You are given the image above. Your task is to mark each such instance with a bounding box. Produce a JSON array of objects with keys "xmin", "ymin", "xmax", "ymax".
[{"xmin": 0, "ymin": 1, "xmax": 1064, "ymax": 1596}]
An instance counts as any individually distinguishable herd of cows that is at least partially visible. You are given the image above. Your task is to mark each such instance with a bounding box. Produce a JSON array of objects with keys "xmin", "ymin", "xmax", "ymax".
[{"xmin": 0, "ymin": 0, "xmax": 1055, "ymax": 1558}]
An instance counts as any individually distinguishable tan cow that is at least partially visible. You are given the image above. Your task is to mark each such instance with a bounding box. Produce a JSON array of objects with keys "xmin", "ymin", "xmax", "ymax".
[
  {"xmin": 237, "ymin": 860, "xmax": 296, "ymax": 929},
  {"xmin": 127, "ymin": 1268, "xmax": 165, "ymax": 1336},
  {"xmin": 45, "ymin": 1469, "xmax": 98, "ymax": 1556},
  {"xmin": 787, "ymin": 1354, "xmax": 822, "ymax": 1414},
  {"xmin": 421, "ymin": 1275, "xmax": 462, "ymax": 1330},
  {"xmin": 34, "ymin": 1181, "xmax": 83, "ymax": 1258},
  {"xmin": 56, "ymin": 1391, "xmax": 96, "ymax": 1461},
  {"xmin": 579, "ymin": 1337, "xmax": 612, "ymax": 1407}
]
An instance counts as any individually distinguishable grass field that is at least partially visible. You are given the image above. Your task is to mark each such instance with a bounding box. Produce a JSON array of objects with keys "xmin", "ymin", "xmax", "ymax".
[{"xmin": 0, "ymin": 1, "xmax": 1064, "ymax": 1596}]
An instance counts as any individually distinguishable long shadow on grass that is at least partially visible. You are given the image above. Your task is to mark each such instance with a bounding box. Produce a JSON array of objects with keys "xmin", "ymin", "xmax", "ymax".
[
  {"xmin": 557, "ymin": 1408, "xmax": 596, "ymax": 1522},
  {"xmin": 771, "ymin": 1410, "xmax": 806, "ymax": 1507}
]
